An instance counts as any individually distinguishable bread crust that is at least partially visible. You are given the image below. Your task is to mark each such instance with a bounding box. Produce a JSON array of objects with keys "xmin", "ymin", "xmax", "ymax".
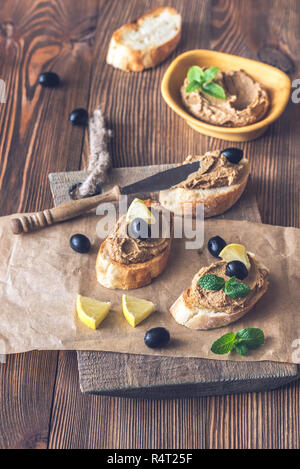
[
  {"xmin": 106, "ymin": 7, "xmax": 182, "ymax": 72},
  {"xmin": 170, "ymin": 258, "xmax": 269, "ymax": 330},
  {"xmin": 96, "ymin": 238, "xmax": 172, "ymax": 290},
  {"xmin": 95, "ymin": 200, "xmax": 173, "ymax": 290},
  {"xmin": 159, "ymin": 162, "xmax": 250, "ymax": 218}
]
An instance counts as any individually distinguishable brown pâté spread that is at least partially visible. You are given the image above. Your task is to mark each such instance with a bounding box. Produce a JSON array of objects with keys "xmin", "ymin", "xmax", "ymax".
[
  {"xmin": 181, "ymin": 69, "xmax": 269, "ymax": 127},
  {"xmin": 105, "ymin": 209, "xmax": 170, "ymax": 265},
  {"xmin": 188, "ymin": 257, "xmax": 268, "ymax": 314},
  {"xmin": 177, "ymin": 151, "xmax": 246, "ymax": 190}
]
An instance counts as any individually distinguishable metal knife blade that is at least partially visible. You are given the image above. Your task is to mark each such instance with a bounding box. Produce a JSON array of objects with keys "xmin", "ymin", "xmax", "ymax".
[
  {"xmin": 120, "ymin": 161, "xmax": 200, "ymax": 195},
  {"xmin": 10, "ymin": 161, "xmax": 201, "ymax": 235}
]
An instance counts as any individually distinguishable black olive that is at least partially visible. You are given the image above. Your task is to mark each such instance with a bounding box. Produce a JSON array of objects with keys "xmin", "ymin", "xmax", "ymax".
[
  {"xmin": 144, "ymin": 327, "xmax": 170, "ymax": 349},
  {"xmin": 69, "ymin": 108, "xmax": 89, "ymax": 126},
  {"xmin": 70, "ymin": 234, "xmax": 91, "ymax": 253},
  {"xmin": 128, "ymin": 218, "xmax": 152, "ymax": 241},
  {"xmin": 226, "ymin": 260, "xmax": 248, "ymax": 280},
  {"xmin": 208, "ymin": 236, "xmax": 226, "ymax": 258},
  {"xmin": 38, "ymin": 72, "xmax": 60, "ymax": 88},
  {"xmin": 221, "ymin": 148, "xmax": 244, "ymax": 164}
]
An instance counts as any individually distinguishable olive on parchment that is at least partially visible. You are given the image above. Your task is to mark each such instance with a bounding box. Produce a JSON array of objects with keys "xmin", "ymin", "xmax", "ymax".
[
  {"xmin": 70, "ymin": 234, "xmax": 91, "ymax": 254},
  {"xmin": 208, "ymin": 236, "xmax": 226, "ymax": 258},
  {"xmin": 144, "ymin": 327, "xmax": 170, "ymax": 349}
]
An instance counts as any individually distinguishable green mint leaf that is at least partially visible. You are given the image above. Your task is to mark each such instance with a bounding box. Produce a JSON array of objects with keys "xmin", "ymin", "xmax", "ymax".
[
  {"xmin": 185, "ymin": 80, "xmax": 201, "ymax": 94},
  {"xmin": 187, "ymin": 66, "xmax": 204, "ymax": 84},
  {"xmin": 211, "ymin": 332, "xmax": 236, "ymax": 355},
  {"xmin": 235, "ymin": 343, "xmax": 249, "ymax": 356},
  {"xmin": 224, "ymin": 277, "xmax": 251, "ymax": 299},
  {"xmin": 203, "ymin": 66, "xmax": 219, "ymax": 83},
  {"xmin": 202, "ymin": 82, "xmax": 226, "ymax": 100},
  {"xmin": 235, "ymin": 328, "xmax": 265, "ymax": 350},
  {"xmin": 198, "ymin": 274, "xmax": 225, "ymax": 291},
  {"xmin": 212, "ymin": 328, "xmax": 265, "ymax": 357}
]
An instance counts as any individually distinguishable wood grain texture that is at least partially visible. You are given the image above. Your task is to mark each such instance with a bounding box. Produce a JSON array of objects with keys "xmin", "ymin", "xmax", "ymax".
[
  {"xmin": 49, "ymin": 352, "xmax": 300, "ymax": 449},
  {"xmin": 0, "ymin": 0, "xmax": 99, "ymax": 449},
  {"xmin": 0, "ymin": 0, "xmax": 299, "ymax": 449},
  {"xmin": 0, "ymin": 352, "xmax": 58, "ymax": 449}
]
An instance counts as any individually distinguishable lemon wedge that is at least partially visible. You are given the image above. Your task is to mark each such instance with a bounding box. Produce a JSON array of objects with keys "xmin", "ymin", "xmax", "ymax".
[
  {"xmin": 126, "ymin": 198, "xmax": 155, "ymax": 225},
  {"xmin": 122, "ymin": 294, "xmax": 155, "ymax": 327},
  {"xmin": 219, "ymin": 243, "xmax": 251, "ymax": 271},
  {"xmin": 76, "ymin": 294, "xmax": 111, "ymax": 330}
]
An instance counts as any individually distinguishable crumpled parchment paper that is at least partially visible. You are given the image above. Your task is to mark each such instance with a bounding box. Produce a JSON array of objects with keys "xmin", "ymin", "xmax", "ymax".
[{"xmin": 0, "ymin": 213, "xmax": 299, "ymax": 363}]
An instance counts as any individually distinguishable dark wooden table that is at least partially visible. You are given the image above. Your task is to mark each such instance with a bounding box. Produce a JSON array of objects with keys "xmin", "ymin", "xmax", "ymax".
[{"xmin": 0, "ymin": 0, "xmax": 299, "ymax": 449}]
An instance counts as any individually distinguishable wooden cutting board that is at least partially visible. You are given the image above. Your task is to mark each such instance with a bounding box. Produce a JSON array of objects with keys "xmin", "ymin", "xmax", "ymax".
[{"xmin": 49, "ymin": 166, "xmax": 300, "ymax": 398}]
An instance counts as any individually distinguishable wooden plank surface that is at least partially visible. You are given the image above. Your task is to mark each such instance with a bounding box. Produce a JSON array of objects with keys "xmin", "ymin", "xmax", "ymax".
[
  {"xmin": 49, "ymin": 168, "xmax": 299, "ymax": 397},
  {"xmin": 0, "ymin": 0, "xmax": 299, "ymax": 449}
]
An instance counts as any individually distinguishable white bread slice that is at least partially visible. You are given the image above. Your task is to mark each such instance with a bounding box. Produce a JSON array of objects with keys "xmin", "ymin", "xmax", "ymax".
[
  {"xmin": 96, "ymin": 239, "xmax": 172, "ymax": 290},
  {"xmin": 96, "ymin": 200, "xmax": 173, "ymax": 290},
  {"xmin": 106, "ymin": 7, "xmax": 182, "ymax": 72},
  {"xmin": 170, "ymin": 254, "xmax": 269, "ymax": 330},
  {"xmin": 159, "ymin": 159, "xmax": 250, "ymax": 218}
]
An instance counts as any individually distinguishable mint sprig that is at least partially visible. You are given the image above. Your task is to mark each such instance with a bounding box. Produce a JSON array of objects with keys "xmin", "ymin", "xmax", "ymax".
[
  {"xmin": 211, "ymin": 328, "xmax": 265, "ymax": 356},
  {"xmin": 202, "ymin": 82, "xmax": 227, "ymax": 100},
  {"xmin": 235, "ymin": 328, "xmax": 265, "ymax": 350},
  {"xmin": 235, "ymin": 343, "xmax": 249, "ymax": 356},
  {"xmin": 187, "ymin": 65, "xmax": 204, "ymax": 83},
  {"xmin": 198, "ymin": 274, "xmax": 251, "ymax": 299},
  {"xmin": 224, "ymin": 277, "xmax": 251, "ymax": 299},
  {"xmin": 211, "ymin": 332, "xmax": 236, "ymax": 355},
  {"xmin": 185, "ymin": 66, "xmax": 226, "ymax": 100},
  {"xmin": 198, "ymin": 274, "xmax": 225, "ymax": 291}
]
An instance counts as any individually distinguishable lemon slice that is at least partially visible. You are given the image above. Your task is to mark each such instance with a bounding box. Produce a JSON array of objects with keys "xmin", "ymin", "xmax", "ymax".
[
  {"xmin": 76, "ymin": 294, "xmax": 111, "ymax": 330},
  {"xmin": 122, "ymin": 294, "xmax": 155, "ymax": 327},
  {"xmin": 219, "ymin": 243, "xmax": 251, "ymax": 271},
  {"xmin": 126, "ymin": 198, "xmax": 155, "ymax": 225}
]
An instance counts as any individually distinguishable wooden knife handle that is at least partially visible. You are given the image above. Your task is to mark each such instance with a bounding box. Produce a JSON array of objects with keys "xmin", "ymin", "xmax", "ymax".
[{"xmin": 10, "ymin": 185, "xmax": 121, "ymax": 235}]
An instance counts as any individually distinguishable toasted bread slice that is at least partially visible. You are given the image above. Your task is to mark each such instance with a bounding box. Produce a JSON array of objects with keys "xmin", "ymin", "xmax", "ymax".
[
  {"xmin": 96, "ymin": 201, "xmax": 173, "ymax": 290},
  {"xmin": 106, "ymin": 7, "xmax": 182, "ymax": 72},
  {"xmin": 159, "ymin": 159, "xmax": 250, "ymax": 218},
  {"xmin": 170, "ymin": 254, "xmax": 269, "ymax": 330},
  {"xmin": 96, "ymin": 239, "xmax": 172, "ymax": 290}
]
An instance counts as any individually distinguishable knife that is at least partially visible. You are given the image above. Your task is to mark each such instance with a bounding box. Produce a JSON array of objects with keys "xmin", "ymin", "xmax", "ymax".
[{"xmin": 10, "ymin": 161, "xmax": 200, "ymax": 234}]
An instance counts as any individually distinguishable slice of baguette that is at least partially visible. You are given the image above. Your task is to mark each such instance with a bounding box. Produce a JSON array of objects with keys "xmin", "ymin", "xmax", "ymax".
[
  {"xmin": 159, "ymin": 159, "xmax": 250, "ymax": 218},
  {"xmin": 96, "ymin": 201, "xmax": 173, "ymax": 290},
  {"xmin": 170, "ymin": 255, "xmax": 269, "ymax": 330},
  {"xmin": 96, "ymin": 238, "xmax": 172, "ymax": 290},
  {"xmin": 106, "ymin": 7, "xmax": 182, "ymax": 72}
]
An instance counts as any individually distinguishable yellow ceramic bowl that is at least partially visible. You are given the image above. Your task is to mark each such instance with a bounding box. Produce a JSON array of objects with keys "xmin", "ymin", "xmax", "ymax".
[{"xmin": 161, "ymin": 50, "xmax": 291, "ymax": 142}]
